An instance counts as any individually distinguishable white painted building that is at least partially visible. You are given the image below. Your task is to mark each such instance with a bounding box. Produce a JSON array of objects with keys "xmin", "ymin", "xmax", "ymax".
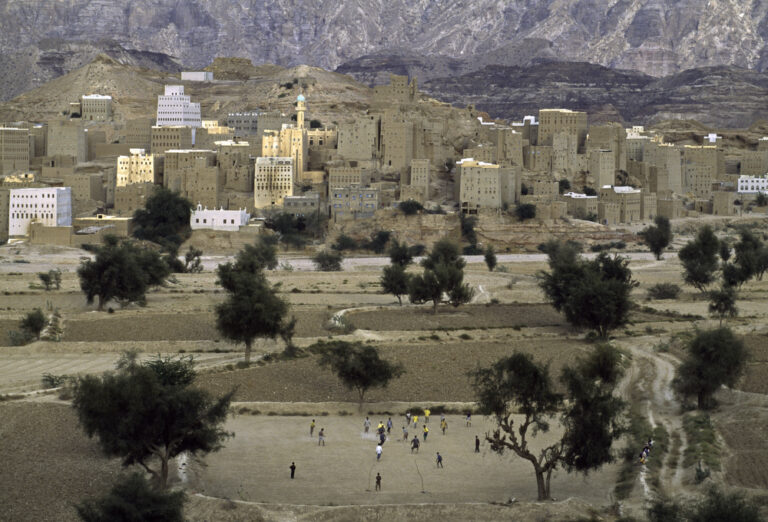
[
  {"xmin": 737, "ymin": 174, "xmax": 768, "ymax": 194},
  {"xmin": 190, "ymin": 203, "xmax": 249, "ymax": 231},
  {"xmin": 156, "ymin": 86, "xmax": 201, "ymax": 128},
  {"xmin": 181, "ymin": 71, "xmax": 213, "ymax": 82},
  {"xmin": 9, "ymin": 187, "xmax": 72, "ymax": 236}
]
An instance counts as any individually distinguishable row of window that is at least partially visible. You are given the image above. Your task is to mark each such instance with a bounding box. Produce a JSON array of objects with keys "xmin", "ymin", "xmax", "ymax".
[
  {"xmin": 194, "ymin": 218, "xmax": 238, "ymax": 224},
  {"xmin": 11, "ymin": 212, "xmax": 53, "ymax": 219},
  {"xmin": 11, "ymin": 203, "xmax": 56, "ymax": 208}
]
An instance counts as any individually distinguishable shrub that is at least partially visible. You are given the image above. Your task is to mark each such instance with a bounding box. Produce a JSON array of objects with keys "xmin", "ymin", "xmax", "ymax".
[
  {"xmin": 332, "ymin": 234, "xmax": 358, "ymax": 252},
  {"xmin": 42, "ymin": 373, "xmax": 69, "ymax": 389},
  {"xmin": 399, "ymin": 200, "xmax": 423, "ymax": 216},
  {"xmin": 313, "ymin": 250, "xmax": 343, "ymax": 271},
  {"xmin": 515, "ymin": 203, "xmax": 536, "ymax": 221},
  {"xmin": 647, "ymin": 283, "xmax": 681, "ymax": 300}
]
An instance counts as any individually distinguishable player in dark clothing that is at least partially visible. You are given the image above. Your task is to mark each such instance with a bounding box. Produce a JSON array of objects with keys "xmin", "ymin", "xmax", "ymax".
[
  {"xmin": 375, "ymin": 472, "xmax": 382, "ymax": 491},
  {"xmin": 411, "ymin": 435, "xmax": 420, "ymax": 453},
  {"xmin": 290, "ymin": 462, "xmax": 296, "ymax": 479},
  {"xmin": 475, "ymin": 436, "xmax": 480, "ymax": 453}
]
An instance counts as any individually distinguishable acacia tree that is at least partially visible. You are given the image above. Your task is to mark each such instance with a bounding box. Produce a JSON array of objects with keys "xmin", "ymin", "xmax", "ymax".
[
  {"xmin": 473, "ymin": 344, "xmax": 625, "ymax": 500},
  {"xmin": 235, "ymin": 235, "xmax": 279, "ymax": 273},
  {"xmin": 76, "ymin": 473, "xmax": 185, "ymax": 522},
  {"xmin": 312, "ymin": 250, "xmax": 343, "ymax": 271},
  {"xmin": 678, "ymin": 225, "xmax": 720, "ymax": 293},
  {"xmin": 215, "ymin": 263, "xmax": 288, "ymax": 364},
  {"xmin": 132, "ymin": 188, "xmax": 193, "ymax": 251},
  {"xmin": 20, "ymin": 308, "xmax": 46, "ymax": 341},
  {"xmin": 72, "ymin": 355, "xmax": 233, "ymax": 489},
  {"xmin": 408, "ymin": 238, "xmax": 473, "ymax": 313},
  {"xmin": 380, "ymin": 264, "xmax": 410, "ymax": 305},
  {"xmin": 484, "ymin": 245, "xmax": 498, "ymax": 272},
  {"xmin": 317, "ymin": 341, "xmax": 404, "ymax": 408},
  {"xmin": 388, "ymin": 239, "xmax": 413, "ymax": 267},
  {"xmin": 733, "ymin": 228, "xmax": 768, "ymax": 282},
  {"xmin": 78, "ymin": 236, "xmax": 169, "ymax": 311},
  {"xmin": 708, "ymin": 285, "xmax": 738, "ymax": 325},
  {"xmin": 639, "ymin": 216, "xmax": 672, "ymax": 260},
  {"xmin": 673, "ymin": 327, "xmax": 747, "ymax": 409},
  {"xmin": 538, "ymin": 242, "xmax": 637, "ymax": 338}
]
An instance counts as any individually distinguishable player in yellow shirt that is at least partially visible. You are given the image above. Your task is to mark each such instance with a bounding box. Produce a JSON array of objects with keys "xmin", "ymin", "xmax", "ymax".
[
  {"xmin": 424, "ymin": 408, "xmax": 431, "ymax": 423},
  {"xmin": 423, "ymin": 424, "xmax": 429, "ymax": 442}
]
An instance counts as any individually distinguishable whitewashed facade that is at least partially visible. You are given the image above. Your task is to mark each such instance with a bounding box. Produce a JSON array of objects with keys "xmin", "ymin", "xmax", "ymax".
[
  {"xmin": 9, "ymin": 187, "xmax": 72, "ymax": 236},
  {"xmin": 156, "ymin": 86, "xmax": 201, "ymax": 128},
  {"xmin": 190, "ymin": 204, "xmax": 249, "ymax": 231},
  {"xmin": 737, "ymin": 175, "xmax": 768, "ymax": 194},
  {"xmin": 181, "ymin": 71, "xmax": 213, "ymax": 82}
]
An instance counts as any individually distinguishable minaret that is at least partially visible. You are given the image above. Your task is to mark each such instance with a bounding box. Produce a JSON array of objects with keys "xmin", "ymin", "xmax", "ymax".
[{"xmin": 296, "ymin": 94, "xmax": 306, "ymax": 129}]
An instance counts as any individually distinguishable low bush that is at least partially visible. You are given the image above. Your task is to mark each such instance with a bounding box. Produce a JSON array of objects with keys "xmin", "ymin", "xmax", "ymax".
[{"xmin": 647, "ymin": 283, "xmax": 682, "ymax": 300}]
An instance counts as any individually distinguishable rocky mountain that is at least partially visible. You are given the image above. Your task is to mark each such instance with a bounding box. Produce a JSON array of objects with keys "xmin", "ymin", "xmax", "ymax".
[
  {"xmin": 1, "ymin": 0, "xmax": 768, "ymax": 100},
  {"xmin": 422, "ymin": 61, "xmax": 768, "ymax": 128}
]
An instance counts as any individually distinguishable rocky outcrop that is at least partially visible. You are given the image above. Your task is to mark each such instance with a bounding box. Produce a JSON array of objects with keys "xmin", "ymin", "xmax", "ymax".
[
  {"xmin": 1, "ymin": 0, "xmax": 768, "ymax": 100},
  {"xmin": 331, "ymin": 209, "xmax": 630, "ymax": 253}
]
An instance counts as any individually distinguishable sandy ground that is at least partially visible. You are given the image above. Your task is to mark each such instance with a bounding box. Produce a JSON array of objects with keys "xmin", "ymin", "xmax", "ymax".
[{"xmin": 189, "ymin": 414, "xmax": 620, "ymax": 506}]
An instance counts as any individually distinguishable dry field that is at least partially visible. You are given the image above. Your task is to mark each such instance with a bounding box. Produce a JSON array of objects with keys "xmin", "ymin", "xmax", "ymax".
[
  {"xmin": 0, "ymin": 402, "xmax": 123, "ymax": 522},
  {"xmin": 2, "ymin": 235, "xmax": 768, "ymax": 521},
  {"xmin": 196, "ymin": 339, "xmax": 593, "ymax": 403},
  {"xmin": 188, "ymin": 414, "xmax": 620, "ymax": 506}
]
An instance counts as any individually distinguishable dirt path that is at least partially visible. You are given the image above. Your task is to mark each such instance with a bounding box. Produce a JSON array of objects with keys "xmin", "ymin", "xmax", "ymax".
[{"xmin": 617, "ymin": 335, "xmax": 687, "ymax": 516}]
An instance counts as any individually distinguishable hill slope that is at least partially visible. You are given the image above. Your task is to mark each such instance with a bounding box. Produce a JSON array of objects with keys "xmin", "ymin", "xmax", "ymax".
[{"xmin": 1, "ymin": 0, "xmax": 768, "ymax": 99}]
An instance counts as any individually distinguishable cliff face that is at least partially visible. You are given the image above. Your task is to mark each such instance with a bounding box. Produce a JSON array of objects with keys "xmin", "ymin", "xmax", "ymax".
[
  {"xmin": 1, "ymin": 0, "xmax": 768, "ymax": 100},
  {"xmin": 422, "ymin": 61, "xmax": 768, "ymax": 128}
]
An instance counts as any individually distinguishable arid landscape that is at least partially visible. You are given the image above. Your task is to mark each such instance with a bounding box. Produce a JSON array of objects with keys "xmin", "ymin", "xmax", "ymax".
[{"xmin": 2, "ymin": 215, "xmax": 768, "ymax": 521}]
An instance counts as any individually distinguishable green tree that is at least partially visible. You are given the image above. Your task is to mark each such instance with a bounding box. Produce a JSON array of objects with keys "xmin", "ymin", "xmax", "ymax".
[
  {"xmin": 235, "ymin": 235, "xmax": 279, "ymax": 273},
  {"xmin": 639, "ymin": 216, "xmax": 672, "ymax": 260},
  {"xmin": 184, "ymin": 246, "xmax": 203, "ymax": 273},
  {"xmin": 78, "ymin": 237, "xmax": 167, "ymax": 311},
  {"xmin": 473, "ymin": 345, "xmax": 625, "ymax": 500},
  {"xmin": 484, "ymin": 245, "xmax": 497, "ymax": 272},
  {"xmin": 673, "ymin": 327, "xmax": 747, "ymax": 409},
  {"xmin": 366, "ymin": 230, "xmax": 391, "ymax": 254},
  {"xmin": 558, "ymin": 179, "xmax": 571, "ymax": 194},
  {"xmin": 380, "ymin": 264, "xmax": 410, "ymax": 305},
  {"xmin": 388, "ymin": 239, "xmax": 413, "ymax": 267},
  {"xmin": 38, "ymin": 272, "xmax": 53, "ymax": 291},
  {"xmin": 132, "ymin": 188, "xmax": 193, "ymax": 251},
  {"xmin": 755, "ymin": 192, "xmax": 768, "ymax": 207},
  {"xmin": 20, "ymin": 308, "xmax": 46, "ymax": 340},
  {"xmin": 539, "ymin": 244, "xmax": 637, "ymax": 338},
  {"xmin": 399, "ymin": 200, "xmax": 424, "ymax": 215},
  {"xmin": 733, "ymin": 228, "xmax": 768, "ymax": 282},
  {"xmin": 332, "ymin": 234, "xmax": 359, "ymax": 252},
  {"xmin": 76, "ymin": 473, "xmax": 185, "ymax": 522},
  {"xmin": 515, "ymin": 203, "xmax": 536, "ymax": 221},
  {"xmin": 408, "ymin": 239, "xmax": 473, "ymax": 313},
  {"xmin": 460, "ymin": 213, "xmax": 478, "ymax": 249},
  {"xmin": 317, "ymin": 341, "xmax": 404, "ymax": 407},
  {"xmin": 72, "ymin": 355, "xmax": 233, "ymax": 489},
  {"xmin": 215, "ymin": 264, "xmax": 288, "ymax": 364},
  {"xmin": 312, "ymin": 250, "xmax": 343, "ymax": 271},
  {"xmin": 279, "ymin": 316, "xmax": 298, "ymax": 357},
  {"xmin": 678, "ymin": 226, "xmax": 720, "ymax": 293}
]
